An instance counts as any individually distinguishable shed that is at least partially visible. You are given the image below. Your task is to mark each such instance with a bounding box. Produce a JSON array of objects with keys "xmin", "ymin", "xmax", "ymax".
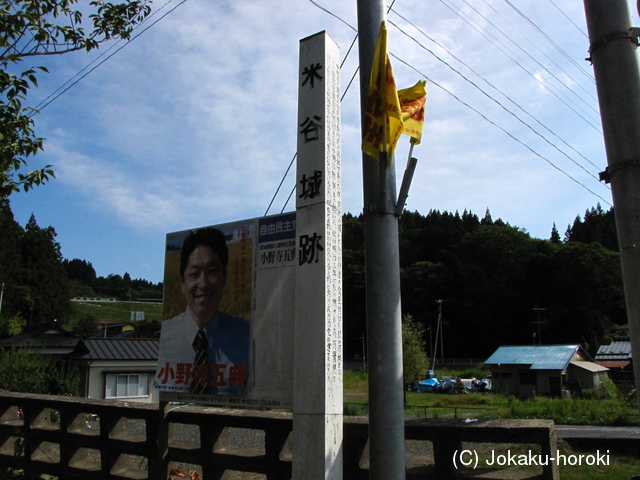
[
  {"xmin": 484, "ymin": 345, "xmax": 609, "ymax": 398},
  {"xmin": 69, "ymin": 338, "xmax": 159, "ymax": 404},
  {"xmin": 595, "ymin": 337, "xmax": 634, "ymax": 384}
]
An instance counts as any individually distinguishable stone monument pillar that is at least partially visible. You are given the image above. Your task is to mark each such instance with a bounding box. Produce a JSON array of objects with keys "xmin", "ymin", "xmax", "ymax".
[{"xmin": 292, "ymin": 31, "xmax": 343, "ymax": 479}]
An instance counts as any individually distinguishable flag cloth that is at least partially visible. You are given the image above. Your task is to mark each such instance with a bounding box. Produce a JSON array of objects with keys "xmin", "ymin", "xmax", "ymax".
[
  {"xmin": 362, "ymin": 21, "xmax": 403, "ymax": 166},
  {"xmin": 399, "ymin": 80, "xmax": 427, "ymax": 145}
]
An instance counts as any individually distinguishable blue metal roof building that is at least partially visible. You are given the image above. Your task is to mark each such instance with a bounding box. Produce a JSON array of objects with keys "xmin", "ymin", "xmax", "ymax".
[
  {"xmin": 485, "ymin": 345, "xmax": 608, "ymax": 398},
  {"xmin": 484, "ymin": 345, "xmax": 586, "ymax": 370}
]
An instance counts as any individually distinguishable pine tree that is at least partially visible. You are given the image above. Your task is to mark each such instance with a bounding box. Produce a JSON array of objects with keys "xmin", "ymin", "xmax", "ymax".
[
  {"xmin": 550, "ymin": 223, "xmax": 561, "ymax": 244},
  {"xmin": 0, "ymin": 200, "xmax": 25, "ymax": 319},
  {"xmin": 19, "ymin": 214, "xmax": 70, "ymax": 326}
]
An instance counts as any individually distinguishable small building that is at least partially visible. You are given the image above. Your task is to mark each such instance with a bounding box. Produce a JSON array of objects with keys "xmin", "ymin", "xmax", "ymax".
[
  {"xmin": 95, "ymin": 321, "xmax": 137, "ymax": 338},
  {"xmin": 595, "ymin": 337, "xmax": 634, "ymax": 385},
  {"xmin": 68, "ymin": 338, "xmax": 160, "ymax": 404},
  {"xmin": 484, "ymin": 344, "xmax": 609, "ymax": 398}
]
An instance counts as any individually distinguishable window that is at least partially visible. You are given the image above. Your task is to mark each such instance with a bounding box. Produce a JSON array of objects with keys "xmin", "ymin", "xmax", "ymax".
[{"xmin": 105, "ymin": 373, "xmax": 150, "ymax": 399}]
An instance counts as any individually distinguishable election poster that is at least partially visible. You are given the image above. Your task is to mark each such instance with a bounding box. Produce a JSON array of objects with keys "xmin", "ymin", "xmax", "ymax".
[{"xmin": 155, "ymin": 212, "xmax": 296, "ymax": 408}]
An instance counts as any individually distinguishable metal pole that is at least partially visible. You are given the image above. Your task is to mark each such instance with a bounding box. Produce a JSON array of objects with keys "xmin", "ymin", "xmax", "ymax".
[
  {"xmin": 431, "ymin": 313, "xmax": 440, "ymax": 369},
  {"xmin": 356, "ymin": 1, "xmax": 406, "ymax": 478},
  {"xmin": 584, "ymin": 0, "xmax": 640, "ymax": 411},
  {"xmin": 362, "ymin": 334, "xmax": 367, "ymax": 371},
  {"xmin": 437, "ymin": 300, "xmax": 444, "ymax": 362}
]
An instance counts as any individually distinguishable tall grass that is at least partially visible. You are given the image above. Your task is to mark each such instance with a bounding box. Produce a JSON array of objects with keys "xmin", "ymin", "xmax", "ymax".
[
  {"xmin": 344, "ymin": 368, "xmax": 640, "ymax": 426},
  {"xmin": 344, "ymin": 368, "xmax": 368, "ymax": 396},
  {"xmin": 507, "ymin": 395, "xmax": 640, "ymax": 426}
]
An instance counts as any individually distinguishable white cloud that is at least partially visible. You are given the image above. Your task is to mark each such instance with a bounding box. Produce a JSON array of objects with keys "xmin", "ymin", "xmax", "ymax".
[{"xmin": 10, "ymin": 0, "xmax": 618, "ymax": 281}]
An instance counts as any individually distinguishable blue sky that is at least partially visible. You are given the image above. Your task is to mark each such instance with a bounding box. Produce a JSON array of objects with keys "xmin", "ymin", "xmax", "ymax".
[{"xmin": 8, "ymin": 0, "xmax": 630, "ymax": 284}]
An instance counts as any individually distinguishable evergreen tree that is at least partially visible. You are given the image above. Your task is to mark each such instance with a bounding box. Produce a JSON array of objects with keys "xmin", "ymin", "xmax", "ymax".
[
  {"xmin": 342, "ymin": 213, "xmax": 366, "ymax": 359},
  {"xmin": 18, "ymin": 214, "xmax": 70, "ymax": 326},
  {"xmin": 525, "ymin": 241, "xmax": 625, "ymax": 347},
  {"xmin": 550, "ymin": 223, "xmax": 561, "ymax": 244},
  {"xmin": 0, "ymin": 200, "xmax": 23, "ymax": 318},
  {"xmin": 481, "ymin": 208, "xmax": 493, "ymax": 225},
  {"xmin": 63, "ymin": 258, "xmax": 97, "ymax": 286},
  {"xmin": 565, "ymin": 205, "xmax": 618, "ymax": 251}
]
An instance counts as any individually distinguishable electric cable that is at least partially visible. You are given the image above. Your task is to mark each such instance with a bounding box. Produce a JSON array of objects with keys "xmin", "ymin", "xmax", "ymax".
[
  {"xmin": 299, "ymin": 0, "xmax": 611, "ymax": 211},
  {"xmin": 546, "ymin": 0, "xmax": 589, "ymax": 40},
  {"xmin": 31, "ymin": 0, "xmax": 189, "ymax": 115},
  {"xmin": 390, "ymin": 51, "xmax": 611, "ymax": 207},
  {"xmin": 437, "ymin": 0, "xmax": 601, "ymax": 129},
  {"xmin": 479, "ymin": 0, "xmax": 595, "ymax": 86},
  {"xmin": 389, "ymin": 8, "xmax": 606, "ymax": 182},
  {"xmin": 503, "ymin": 0, "xmax": 593, "ymax": 82}
]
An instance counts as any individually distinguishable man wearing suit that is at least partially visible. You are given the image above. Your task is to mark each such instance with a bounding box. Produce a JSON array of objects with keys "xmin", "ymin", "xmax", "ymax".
[{"xmin": 155, "ymin": 228, "xmax": 250, "ymax": 395}]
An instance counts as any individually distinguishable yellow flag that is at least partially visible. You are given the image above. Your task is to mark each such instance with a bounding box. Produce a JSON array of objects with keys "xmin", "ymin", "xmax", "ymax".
[
  {"xmin": 399, "ymin": 80, "xmax": 427, "ymax": 145},
  {"xmin": 362, "ymin": 21, "xmax": 403, "ymax": 166}
]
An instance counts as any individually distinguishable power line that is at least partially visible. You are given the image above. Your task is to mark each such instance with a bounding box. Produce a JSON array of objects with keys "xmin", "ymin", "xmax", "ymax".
[
  {"xmin": 266, "ymin": 0, "xmax": 366, "ymax": 215},
  {"xmin": 480, "ymin": 0, "xmax": 595, "ymax": 86},
  {"xmin": 300, "ymin": 0, "xmax": 611, "ymax": 211},
  {"xmin": 546, "ymin": 0, "xmax": 589, "ymax": 40},
  {"xmin": 270, "ymin": 0, "xmax": 410, "ymax": 215},
  {"xmin": 437, "ymin": 0, "xmax": 602, "ymax": 130},
  {"xmin": 389, "ymin": 8, "xmax": 607, "ymax": 183},
  {"xmin": 390, "ymin": 51, "xmax": 611, "ymax": 207},
  {"xmin": 264, "ymin": 153, "xmax": 297, "ymax": 217},
  {"xmin": 503, "ymin": 0, "xmax": 594, "ymax": 82},
  {"xmin": 31, "ymin": 0, "xmax": 189, "ymax": 115}
]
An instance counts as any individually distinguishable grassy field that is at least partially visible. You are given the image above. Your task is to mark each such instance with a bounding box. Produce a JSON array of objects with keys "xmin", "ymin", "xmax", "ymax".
[
  {"xmin": 345, "ymin": 368, "xmax": 639, "ymax": 425},
  {"xmin": 68, "ymin": 300, "xmax": 164, "ymax": 324}
]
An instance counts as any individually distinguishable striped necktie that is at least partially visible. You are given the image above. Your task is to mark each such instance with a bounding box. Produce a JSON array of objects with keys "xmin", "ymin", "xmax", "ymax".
[{"xmin": 191, "ymin": 329, "xmax": 209, "ymax": 393}]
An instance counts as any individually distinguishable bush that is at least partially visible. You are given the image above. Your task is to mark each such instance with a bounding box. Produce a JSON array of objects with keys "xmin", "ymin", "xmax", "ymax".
[
  {"xmin": 402, "ymin": 314, "xmax": 429, "ymax": 384},
  {"xmin": 602, "ymin": 376, "xmax": 619, "ymax": 399},
  {"xmin": 0, "ymin": 349, "xmax": 81, "ymax": 396}
]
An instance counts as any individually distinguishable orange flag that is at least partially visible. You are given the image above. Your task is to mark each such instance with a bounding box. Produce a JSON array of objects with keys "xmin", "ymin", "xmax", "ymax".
[
  {"xmin": 362, "ymin": 21, "xmax": 403, "ymax": 166},
  {"xmin": 399, "ymin": 80, "xmax": 427, "ymax": 145}
]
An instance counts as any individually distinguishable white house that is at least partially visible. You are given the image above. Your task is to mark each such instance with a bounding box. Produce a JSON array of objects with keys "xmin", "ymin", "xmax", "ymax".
[{"xmin": 69, "ymin": 338, "xmax": 159, "ymax": 404}]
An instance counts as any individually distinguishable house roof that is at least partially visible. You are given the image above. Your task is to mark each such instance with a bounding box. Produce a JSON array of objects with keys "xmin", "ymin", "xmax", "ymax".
[
  {"xmin": 595, "ymin": 338, "xmax": 632, "ymax": 361},
  {"xmin": 569, "ymin": 360, "xmax": 608, "ymax": 373},
  {"xmin": 70, "ymin": 338, "xmax": 159, "ymax": 361},
  {"xmin": 0, "ymin": 325, "xmax": 79, "ymax": 354},
  {"xmin": 484, "ymin": 345, "xmax": 584, "ymax": 370}
]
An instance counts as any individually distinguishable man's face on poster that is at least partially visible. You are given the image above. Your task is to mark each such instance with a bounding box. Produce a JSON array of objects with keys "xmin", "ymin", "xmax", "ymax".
[{"xmin": 181, "ymin": 244, "xmax": 227, "ymax": 325}]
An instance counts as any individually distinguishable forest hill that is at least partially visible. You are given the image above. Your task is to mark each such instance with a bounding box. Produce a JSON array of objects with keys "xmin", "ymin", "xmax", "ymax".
[
  {"xmin": 0, "ymin": 201, "xmax": 624, "ymax": 360},
  {"xmin": 343, "ymin": 205, "xmax": 623, "ymax": 359}
]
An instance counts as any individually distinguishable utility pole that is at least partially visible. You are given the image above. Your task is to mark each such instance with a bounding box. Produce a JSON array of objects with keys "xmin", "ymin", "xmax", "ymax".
[
  {"xmin": 432, "ymin": 311, "xmax": 440, "ymax": 369},
  {"xmin": 357, "ymin": 0, "xmax": 406, "ymax": 478},
  {"xmin": 532, "ymin": 304, "xmax": 545, "ymax": 345},
  {"xmin": 437, "ymin": 299, "xmax": 444, "ymax": 362},
  {"xmin": 584, "ymin": 0, "xmax": 640, "ymax": 412},
  {"xmin": 431, "ymin": 300, "xmax": 444, "ymax": 368}
]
